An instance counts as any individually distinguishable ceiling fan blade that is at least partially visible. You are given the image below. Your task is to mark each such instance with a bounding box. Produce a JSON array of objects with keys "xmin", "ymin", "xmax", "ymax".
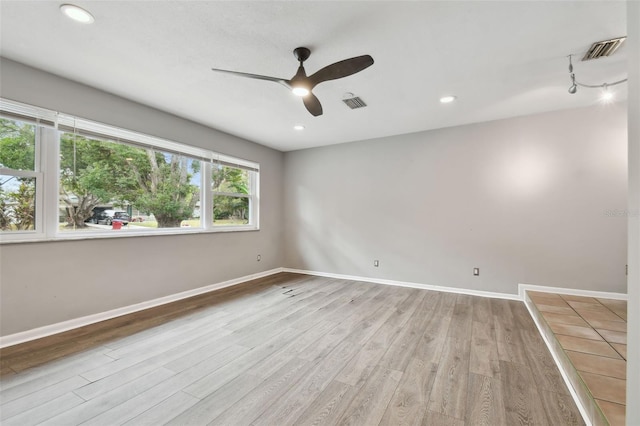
[
  {"xmin": 303, "ymin": 93, "xmax": 323, "ymax": 116},
  {"xmin": 309, "ymin": 55, "xmax": 374, "ymax": 87},
  {"xmin": 211, "ymin": 68, "xmax": 291, "ymax": 89}
]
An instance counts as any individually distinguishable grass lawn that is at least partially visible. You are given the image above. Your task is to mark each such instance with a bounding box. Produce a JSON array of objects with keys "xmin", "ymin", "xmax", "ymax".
[{"xmin": 130, "ymin": 219, "xmax": 248, "ymax": 228}]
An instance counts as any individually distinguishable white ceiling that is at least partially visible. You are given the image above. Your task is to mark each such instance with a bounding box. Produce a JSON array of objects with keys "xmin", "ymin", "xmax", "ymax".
[{"xmin": 0, "ymin": 1, "xmax": 628, "ymax": 152}]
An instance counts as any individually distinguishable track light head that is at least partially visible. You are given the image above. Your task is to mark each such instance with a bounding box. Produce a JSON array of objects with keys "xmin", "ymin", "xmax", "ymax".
[{"xmin": 565, "ymin": 54, "xmax": 627, "ymax": 97}]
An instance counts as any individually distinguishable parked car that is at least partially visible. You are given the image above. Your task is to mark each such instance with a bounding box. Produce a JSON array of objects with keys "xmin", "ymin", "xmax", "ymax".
[
  {"xmin": 86, "ymin": 208, "xmax": 107, "ymax": 224},
  {"xmin": 96, "ymin": 210, "xmax": 130, "ymax": 226}
]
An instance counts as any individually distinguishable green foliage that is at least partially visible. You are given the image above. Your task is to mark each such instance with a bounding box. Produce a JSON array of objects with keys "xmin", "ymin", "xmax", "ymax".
[
  {"xmin": 0, "ymin": 179, "xmax": 35, "ymax": 231},
  {"xmin": 213, "ymin": 166, "xmax": 249, "ymax": 222},
  {"xmin": 59, "ymin": 134, "xmax": 127, "ymax": 226},
  {"xmin": 11, "ymin": 180, "xmax": 35, "ymax": 230},
  {"xmin": 0, "ymin": 119, "xmax": 36, "ymax": 230},
  {"xmin": 58, "ymin": 134, "xmax": 199, "ymax": 228},
  {"xmin": 0, "ymin": 188, "xmax": 12, "ymax": 230},
  {"xmin": 1, "ymin": 117, "xmax": 221, "ymax": 231},
  {"xmin": 0, "ymin": 119, "xmax": 35, "ymax": 170},
  {"xmin": 125, "ymin": 151, "xmax": 199, "ymax": 227}
]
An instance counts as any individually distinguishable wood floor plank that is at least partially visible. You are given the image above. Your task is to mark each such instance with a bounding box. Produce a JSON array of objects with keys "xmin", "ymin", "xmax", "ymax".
[
  {"xmin": 539, "ymin": 390, "xmax": 585, "ymax": 426},
  {"xmin": 222, "ymin": 278, "xmax": 337, "ymax": 332},
  {"xmin": 121, "ymin": 391, "xmax": 200, "ymax": 426},
  {"xmin": 378, "ymin": 291, "xmax": 434, "ymax": 372},
  {"xmin": 469, "ymin": 320, "xmax": 499, "ymax": 378},
  {"xmin": 472, "ymin": 296, "xmax": 494, "ymax": 323},
  {"xmin": 499, "ymin": 360, "xmax": 549, "ymax": 425},
  {"xmin": 520, "ymin": 329, "xmax": 570, "ymax": 395},
  {"xmin": 182, "ymin": 327, "xmax": 306, "ymax": 399},
  {"xmin": 413, "ymin": 292, "xmax": 456, "ymax": 365},
  {"xmin": 427, "ymin": 337, "xmax": 470, "ymax": 420},
  {"xmin": 292, "ymin": 380, "xmax": 357, "ymax": 426},
  {"xmin": 422, "ymin": 411, "xmax": 465, "ymax": 426},
  {"xmin": 40, "ymin": 367, "xmax": 175, "ymax": 425},
  {"xmin": 164, "ymin": 342, "xmax": 249, "ymax": 374},
  {"xmin": 0, "ymin": 273, "xmax": 584, "ymax": 425},
  {"xmin": 334, "ymin": 322, "xmax": 400, "ymax": 387},
  {"xmin": 464, "ymin": 373, "xmax": 507, "ymax": 426},
  {"xmin": 0, "ymin": 375, "xmax": 88, "ymax": 420},
  {"xmin": 82, "ymin": 327, "xmax": 235, "ymax": 382},
  {"xmin": 380, "ymin": 357, "xmax": 438, "ymax": 426},
  {"xmin": 209, "ymin": 357, "xmax": 312, "ymax": 426},
  {"xmin": 494, "ymin": 313, "xmax": 529, "ymax": 365},
  {"xmin": 166, "ymin": 374, "xmax": 264, "ymax": 425},
  {"xmin": 0, "ymin": 349, "xmax": 113, "ymax": 394},
  {"xmin": 74, "ymin": 359, "xmax": 165, "ymax": 400},
  {"xmin": 2, "ymin": 392, "xmax": 85, "ymax": 426},
  {"xmin": 447, "ymin": 294, "xmax": 474, "ymax": 341},
  {"xmin": 244, "ymin": 320, "xmax": 338, "ymax": 379},
  {"xmin": 334, "ymin": 365, "xmax": 403, "ymax": 426},
  {"xmin": 250, "ymin": 338, "xmax": 361, "ymax": 426}
]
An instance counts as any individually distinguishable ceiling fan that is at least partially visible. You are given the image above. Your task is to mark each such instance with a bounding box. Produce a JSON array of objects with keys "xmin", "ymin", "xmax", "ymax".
[{"xmin": 211, "ymin": 47, "xmax": 374, "ymax": 117}]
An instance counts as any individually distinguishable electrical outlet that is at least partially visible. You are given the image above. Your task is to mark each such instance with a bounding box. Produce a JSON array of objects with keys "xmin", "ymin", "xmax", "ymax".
[
  {"xmin": 473, "ymin": 267, "xmax": 479, "ymax": 276},
  {"xmin": 257, "ymin": 254, "xmax": 261, "ymax": 262},
  {"xmin": 374, "ymin": 260, "xmax": 379, "ymax": 267}
]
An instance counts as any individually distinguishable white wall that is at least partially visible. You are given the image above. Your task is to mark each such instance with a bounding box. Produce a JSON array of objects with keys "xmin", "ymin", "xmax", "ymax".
[
  {"xmin": 0, "ymin": 59, "xmax": 285, "ymax": 336},
  {"xmin": 284, "ymin": 104, "xmax": 628, "ymax": 295},
  {"xmin": 626, "ymin": 1, "xmax": 639, "ymax": 423}
]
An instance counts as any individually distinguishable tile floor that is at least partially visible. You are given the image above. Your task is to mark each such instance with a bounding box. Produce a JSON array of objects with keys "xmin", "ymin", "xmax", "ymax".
[{"xmin": 528, "ymin": 291, "xmax": 627, "ymax": 426}]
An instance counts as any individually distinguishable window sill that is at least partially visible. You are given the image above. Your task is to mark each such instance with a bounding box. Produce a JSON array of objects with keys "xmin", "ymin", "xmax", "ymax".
[{"xmin": 0, "ymin": 225, "xmax": 260, "ymax": 245}]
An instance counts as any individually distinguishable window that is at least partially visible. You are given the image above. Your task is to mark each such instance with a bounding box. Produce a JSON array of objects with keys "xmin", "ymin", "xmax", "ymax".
[
  {"xmin": 0, "ymin": 118, "xmax": 39, "ymax": 233},
  {"xmin": 0, "ymin": 98, "xmax": 259, "ymax": 242},
  {"xmin": 213, "ymin": 165, "xmax": 253, "ymax": 226}
]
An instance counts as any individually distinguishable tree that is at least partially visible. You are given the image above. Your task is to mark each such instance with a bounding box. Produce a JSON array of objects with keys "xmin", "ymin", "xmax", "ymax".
[
  {"xmin": 0, "ymin": 119, "xmax": 36, "ymax": 230},
  {"xmin": 59, "ymin": 134, "xmax": 126, "ymax": 227},
  {"xmin": 0, "ymin": 118, "xmax": 35, "ymax": 170},
  {"xmin": 2, "ymin": 120, "xmax": 201, "ymax": 230},
  {"xmin": 0, "ymin": 188, "xmax": 12, "ymax": 230},
  {"xmin": 10, "ymin": 180, "xmax": 35, "ymax": 230},
  {"xmin": 125, "ymin": 150, "xmax": 199, "ymax": 227},
  {"xmin": 212, "ymin": 166, "xmax": 249, "ymax": 222}
]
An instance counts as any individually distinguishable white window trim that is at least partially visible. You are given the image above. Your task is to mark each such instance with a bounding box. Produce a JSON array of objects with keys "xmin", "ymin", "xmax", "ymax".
[{"xmin": 0, "ymin": 98, "xmax": 260, "ymax": 244}]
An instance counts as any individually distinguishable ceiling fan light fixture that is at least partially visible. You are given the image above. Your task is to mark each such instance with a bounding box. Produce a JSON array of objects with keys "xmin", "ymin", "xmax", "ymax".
[
  {"xmin": 292, "ymin": 87, "xmax": 310, "ymax": 97},
  {"xmin": 60, "ymin": 4, "xmax": 95, "ymax": 23},
  {"xmin": 440, "ymin": 95, "xmax": 457, "ymax": 103}
]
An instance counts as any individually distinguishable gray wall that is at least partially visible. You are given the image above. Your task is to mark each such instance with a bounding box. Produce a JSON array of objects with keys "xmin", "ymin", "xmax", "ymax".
[
  {"xmin": 284, "ymin": 104, "xmax": 628, "ymax": 295},
  {"xmin": 0, "ymin": 59, "xmax": 285, "ymax": 336}
]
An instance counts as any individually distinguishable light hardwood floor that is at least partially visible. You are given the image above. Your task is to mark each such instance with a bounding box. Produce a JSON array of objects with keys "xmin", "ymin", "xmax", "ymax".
[{"xmin": 0, "ymin": 273, "xmax": 583, "ymax": 425}]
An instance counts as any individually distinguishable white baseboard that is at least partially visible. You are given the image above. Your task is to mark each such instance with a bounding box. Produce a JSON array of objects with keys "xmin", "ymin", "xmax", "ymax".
[
  {"xmin": 518, "ymin": 283, "xmax": 627, "ymax": 301},
  {"xmin": 0, "ymin": 267, "xmax": 284, "ymax": 349},
  {"xmin": 283, "ymin": 268, "xmax": 520, "ymax": 300},
  {"xmin": 2, "ymin": 269, "xmax": 626, "ymax": 350}
]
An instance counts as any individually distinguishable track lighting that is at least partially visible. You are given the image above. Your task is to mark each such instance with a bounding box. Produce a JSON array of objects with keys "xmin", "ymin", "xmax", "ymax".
[{"xmin": 566, "ymin": 54, "xmax": 627, "ymax": 96}]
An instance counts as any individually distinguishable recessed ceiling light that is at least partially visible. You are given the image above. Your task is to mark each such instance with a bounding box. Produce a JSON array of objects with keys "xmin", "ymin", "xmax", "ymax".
[
  {"xmin": 440, "ymin": 95, "xmax": 457, "ymax": 103},
  {"xmin": 293, "ymin": 124, "xmax": 305, "ymax": 131},
  {"xmin": 60, "ymin": 4, "xmax": 95, "ymax": 24}
]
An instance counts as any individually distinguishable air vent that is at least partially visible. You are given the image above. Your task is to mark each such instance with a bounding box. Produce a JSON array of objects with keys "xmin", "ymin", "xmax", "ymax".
[
  {"xmin": 582, "ymin": 36, "xmax": 626, "ymax": 61},
  {"xmin": 342, "ymin": 96, "xmax": 367, "ymax": 109}
]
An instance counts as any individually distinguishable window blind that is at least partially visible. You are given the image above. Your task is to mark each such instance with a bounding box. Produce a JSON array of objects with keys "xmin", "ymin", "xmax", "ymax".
[{"xmin": 0, "ymin": 97, "xmax": 259, "ymax": 172}]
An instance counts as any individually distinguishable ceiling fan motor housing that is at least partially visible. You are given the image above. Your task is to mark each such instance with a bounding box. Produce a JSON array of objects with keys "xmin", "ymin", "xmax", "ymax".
[{"xmin": 293, "ymin": 47, "xmax": 311, "ymax": 63}]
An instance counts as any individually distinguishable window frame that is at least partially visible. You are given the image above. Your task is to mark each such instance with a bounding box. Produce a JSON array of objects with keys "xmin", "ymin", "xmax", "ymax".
[
  {"xmin": 0, "ymin": 121, "xmax": 44, "ymax": 240},
  {"xmin": 211, "ymin": 164, "xmax": 258, "ymax": 228},
  {"xmin": 0, "ymin": 98, "xmax": 260, "ymax": 244}
]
